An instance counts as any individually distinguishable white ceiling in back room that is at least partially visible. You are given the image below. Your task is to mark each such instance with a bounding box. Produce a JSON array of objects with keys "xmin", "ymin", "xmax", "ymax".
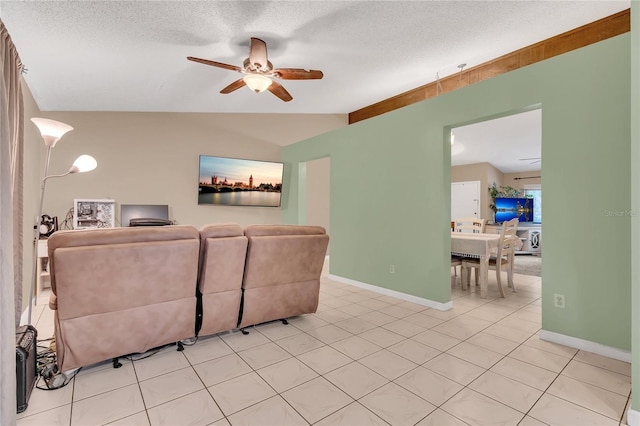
[{"xmin": 451, "ymin": 109, "xmax": 542, "ymax": 174}]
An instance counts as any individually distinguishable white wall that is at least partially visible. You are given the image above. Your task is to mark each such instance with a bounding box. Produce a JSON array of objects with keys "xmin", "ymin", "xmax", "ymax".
[
  {"xmin": 32, "ymin": 111, "xmax": 346, "ymax": 229},
  {"xmin": 22, "ymin": 80, "xmax": 42, "ymax": 314},
  {"xmin": 451, "ymin": 162, "xmax": 503, "ymax": 220},
  {"xmin": 305, "ymin": 156, "xmax": 330, "ymax": 234}
]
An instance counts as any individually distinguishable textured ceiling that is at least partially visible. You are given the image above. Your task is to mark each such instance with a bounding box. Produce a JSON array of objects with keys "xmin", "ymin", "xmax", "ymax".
[
  {"xmin": 0, "ymin": 1, "xmax": 629, "ymax": 173},
  {"xmin": 0, "ymin": 0, "xmax": 629, "ymax": 115}
]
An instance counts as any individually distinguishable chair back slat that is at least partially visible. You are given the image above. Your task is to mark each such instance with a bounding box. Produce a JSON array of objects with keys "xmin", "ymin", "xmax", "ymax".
[
  {"xmin": 496, "ymin": 218, "xmax": 519, "ymax": 259},
  {"xmin": 453, "ymin": 217, "xmax": 486, "ymax": 233}
]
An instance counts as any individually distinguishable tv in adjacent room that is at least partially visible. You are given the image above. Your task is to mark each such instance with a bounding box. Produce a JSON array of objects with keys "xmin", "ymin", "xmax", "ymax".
[
  {"xmin": 120, "ymin": 204, "xmax": 170, "ymax": 227},
  {"xmin": 198, "ymin": 155, "xmax": 283, "ymax": 207},
  {"xmin": 494, "ymin": 197, "xmax": 534, "ymax": 223}
]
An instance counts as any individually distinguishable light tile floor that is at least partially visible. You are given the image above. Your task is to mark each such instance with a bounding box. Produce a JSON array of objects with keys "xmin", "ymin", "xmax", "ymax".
[{"xmin": 18, "ymin": 266, "xmax": 631, "ymax": 425}]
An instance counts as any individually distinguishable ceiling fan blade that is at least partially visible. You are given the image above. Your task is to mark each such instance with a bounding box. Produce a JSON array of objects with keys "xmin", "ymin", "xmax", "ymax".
[
  {"xmin": 267, "ymin": 80, "xmax": 293, "ymax": 102},
  {"xmin": 273, "ymin": 68, "xmax": 324, "ymax": 80},
  {"xmin": 187, "ymin": 56, "xmax": 243, "ymax": 72},
  {"xmin": 249, "ymin": 37, "xmax": 269, "ymax": 69},
  {"xmin": 220, "ymin": 78, "xmax": 247, "ymax": 94}
]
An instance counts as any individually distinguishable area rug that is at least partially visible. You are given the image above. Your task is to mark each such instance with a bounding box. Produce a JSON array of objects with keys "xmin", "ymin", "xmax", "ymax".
[{"xmin": 513, "ymin": 254, "xmax": 542, "ymax": 277}]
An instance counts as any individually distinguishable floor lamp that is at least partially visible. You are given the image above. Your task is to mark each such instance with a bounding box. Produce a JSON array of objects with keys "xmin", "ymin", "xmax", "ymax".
[{"xmin": 27, "ymin": 118, "xmax": 97, "ymax": 326}]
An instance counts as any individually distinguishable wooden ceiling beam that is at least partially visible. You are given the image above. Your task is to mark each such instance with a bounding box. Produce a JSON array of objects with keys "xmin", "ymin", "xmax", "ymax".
[{"xmin": 348, "ymin": 9, "xmax": 630, "ymax": 125}]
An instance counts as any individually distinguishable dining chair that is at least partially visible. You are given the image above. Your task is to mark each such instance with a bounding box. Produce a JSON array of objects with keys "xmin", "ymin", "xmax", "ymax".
[
  {"xmin": 451, "ymin": 255, "xmax": 463, "ymax": 278},
  {"xmin": 451, "ymin": 217, "xmax": 485, "ymax": 278},
  {"xmin": 461, "ymin": 218, "xmax": 519, "ymax": 297},
  {"xmin": 453, "ymin": 217, "xmax": 486, "ymax": 233}
]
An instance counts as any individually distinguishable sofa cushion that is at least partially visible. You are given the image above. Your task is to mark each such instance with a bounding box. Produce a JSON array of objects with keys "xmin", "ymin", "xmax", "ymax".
[{"xmin": 243, "ymin": 234, "xmax": 328, "ymax": 289}]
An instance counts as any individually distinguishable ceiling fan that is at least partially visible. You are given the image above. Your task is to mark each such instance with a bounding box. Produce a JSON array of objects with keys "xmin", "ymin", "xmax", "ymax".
[{"xmin": 187, "ymin": 37, "xmax": 323, "ymax": 102}]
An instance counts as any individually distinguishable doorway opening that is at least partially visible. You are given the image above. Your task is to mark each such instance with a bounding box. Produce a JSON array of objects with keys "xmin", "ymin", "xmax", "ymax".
[
  {"xmin": 301, "ymin": 156, "xmax": 331, "ymax": 274},
  {"xmin": 449, "ymin": 108, "xmax": 542, "ymax": 295}
]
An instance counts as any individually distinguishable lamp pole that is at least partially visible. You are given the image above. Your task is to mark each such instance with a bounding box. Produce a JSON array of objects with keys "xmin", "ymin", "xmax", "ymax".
[
  {"xmin": 27, "ymin": 166, "xmax": 90, "ymax": 325},
  {"xmin": 26, "ymin": 118, "xmax": 97, "ymax": 326},
  {"xmin": 27, "ymin": 144, "xmax": 53, "ymax": 325}
]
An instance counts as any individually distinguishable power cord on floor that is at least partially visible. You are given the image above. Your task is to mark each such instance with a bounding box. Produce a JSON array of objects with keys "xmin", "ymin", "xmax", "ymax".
[
  {"xmin": 122, "ymin": 337, "xmax": 197, "ymax": 362},
  {"xmin": 123, "ymin": 343, "xmax": 174, "ymax": 362},
  {"xmin": 35, "ymin": 366, "xmax": 81, "ymax": 391},
  {"xmin": 34, "ymin": 336, "xmax": 198, "ymax": 389},
  {"xmin": 34, "ymin": 336, "xmax": 82, "ymax": 390}
]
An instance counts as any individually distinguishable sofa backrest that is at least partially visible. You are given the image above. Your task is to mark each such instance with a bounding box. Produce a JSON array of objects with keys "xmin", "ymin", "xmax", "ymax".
[
  {"xmin": 48, "ymin": 225, "xmax": 200, "ymax": 308},
  {"xmin": 242, "ymin": 225, "xmax": 329, "ymax": 289},
  {"xmin": 198, "ymin": 223, "xmax": 247, "ymax": 292}
]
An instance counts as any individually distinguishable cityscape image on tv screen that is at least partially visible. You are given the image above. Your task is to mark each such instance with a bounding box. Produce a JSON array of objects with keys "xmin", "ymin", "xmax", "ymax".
[
  {"xmin": 494, "ymin": 197, "xmax": 534, "ymax": 223},
  {"xmin": 198, "ymin": 155, "xmax": 283, "ymax": 207}
]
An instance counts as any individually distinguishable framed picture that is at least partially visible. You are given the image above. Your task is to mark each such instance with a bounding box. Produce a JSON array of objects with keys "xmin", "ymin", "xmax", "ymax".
[{"xmin": 73, "ymin": 199, "xmax": 115, "ymax": 229}]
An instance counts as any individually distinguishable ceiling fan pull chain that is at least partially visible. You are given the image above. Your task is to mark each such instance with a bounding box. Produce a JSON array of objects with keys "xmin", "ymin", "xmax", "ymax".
[
  {"xmin": 436, "ymin": 72, "xmax": 443, "ymax": 96},
  {"xmin": 457, "ymin": 63, "xmax": 466, "ymax": 88}
]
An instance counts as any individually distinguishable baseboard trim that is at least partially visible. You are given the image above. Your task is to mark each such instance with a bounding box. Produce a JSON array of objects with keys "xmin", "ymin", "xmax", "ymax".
[
  {"xmin": 327, "ymin": 274, "xmax": 452, "ymax": 311},
  {"xmin": 627, "ymin": 407, "xmax": 640, "ymax": 426},
  {"xmin": 539, "ymin": 330, "xmax": 631, "ymax": 363}
]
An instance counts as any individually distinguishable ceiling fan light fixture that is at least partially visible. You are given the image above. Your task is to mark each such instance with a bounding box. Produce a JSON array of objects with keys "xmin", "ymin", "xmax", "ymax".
[{"xmin": 243, "ymin": 74, "xmax": 272, "ymax": 93}]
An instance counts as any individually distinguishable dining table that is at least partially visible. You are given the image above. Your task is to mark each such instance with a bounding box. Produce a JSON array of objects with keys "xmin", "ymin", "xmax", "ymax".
[{"xmin": 451, "ymin": 232, "xmax": 522, "ymax": 298}]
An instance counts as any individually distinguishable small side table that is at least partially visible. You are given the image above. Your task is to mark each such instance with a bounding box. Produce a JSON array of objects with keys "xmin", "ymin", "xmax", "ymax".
[{"xmin": 36, "ymin": 239, "xmax": 49, "ymax": 302}]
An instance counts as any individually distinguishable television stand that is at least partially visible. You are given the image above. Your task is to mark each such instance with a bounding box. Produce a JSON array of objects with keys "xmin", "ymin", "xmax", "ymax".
[{"xmin": 486, "ymin": 223, "xmax": 541, "ymax": 255}]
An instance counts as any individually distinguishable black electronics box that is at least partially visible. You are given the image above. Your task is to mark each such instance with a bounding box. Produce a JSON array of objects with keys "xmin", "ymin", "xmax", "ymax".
[
  {"xmin": 16, "ymin": 325, "xmax": 37, "ymax": 413},
  {"xmin": 129, "ymin": 217, "xmax": 173, "ymax": 227}
]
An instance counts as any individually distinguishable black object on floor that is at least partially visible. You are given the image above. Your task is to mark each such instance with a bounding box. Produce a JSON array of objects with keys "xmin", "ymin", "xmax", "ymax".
[{"xmin": 16, "ymin": 324, "xmax": 38, "ymax": 413}]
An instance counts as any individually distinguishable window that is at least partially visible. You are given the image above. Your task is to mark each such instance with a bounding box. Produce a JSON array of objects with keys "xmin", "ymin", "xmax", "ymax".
[{"xmin": 524, "ymin": 185, "xmax": 542, "ymax": 223}]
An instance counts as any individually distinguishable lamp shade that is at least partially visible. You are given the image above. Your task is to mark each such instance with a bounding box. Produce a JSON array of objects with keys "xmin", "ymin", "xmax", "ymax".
[
  {"xmin": 31, "ymin": 118, "xmax": 74, "ymax": 147},
  {"xmin": 69, "ymin": 155, "xmax": 97, "ymax": 173},
  {"xmin": 243, "ymin": 74, "xmax": 272, "ymax": 93}
]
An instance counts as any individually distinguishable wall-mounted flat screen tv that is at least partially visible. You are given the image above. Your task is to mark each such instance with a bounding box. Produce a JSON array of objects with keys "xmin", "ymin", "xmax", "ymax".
[
  {"xmin": 198, "ymin": 155, "xmax": 283, "ymax": 207},
  {"xmin": 494, "ymin": 197, "xmax": 534, "ymax": 223}
]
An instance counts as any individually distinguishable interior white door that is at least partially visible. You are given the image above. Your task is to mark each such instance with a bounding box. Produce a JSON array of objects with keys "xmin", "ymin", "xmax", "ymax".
[{"xmin": 451, "ymin": 181, "xmax": 481, "ymax": 219}]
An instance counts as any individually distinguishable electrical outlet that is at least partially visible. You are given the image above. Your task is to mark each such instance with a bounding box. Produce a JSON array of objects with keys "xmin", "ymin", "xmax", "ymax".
[
  {"xmin": 389, "ymin": 264, "xmax": 395, "ymax": 274},
  {"xmin": 554, "ymin": 293, "xmax": 565, "ymax": 308}
]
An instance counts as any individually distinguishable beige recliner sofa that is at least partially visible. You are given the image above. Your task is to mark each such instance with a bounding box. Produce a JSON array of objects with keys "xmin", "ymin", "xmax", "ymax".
[
  {"xmin": 238, "ymin": 225, "xmax": 329, "ymax": 329},
  {"xmin": 47, "ymin": 223, "xmax": 329, "ymax": 371},
  {"xmin": 48, "ymin": 225, "xmax": 200, "ymax": 371}
]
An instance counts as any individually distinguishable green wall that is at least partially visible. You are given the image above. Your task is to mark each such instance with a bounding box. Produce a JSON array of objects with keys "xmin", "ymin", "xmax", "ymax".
[{"xmin": 283, "ymin": 33, "xmax": 631, "ymax": 350}]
